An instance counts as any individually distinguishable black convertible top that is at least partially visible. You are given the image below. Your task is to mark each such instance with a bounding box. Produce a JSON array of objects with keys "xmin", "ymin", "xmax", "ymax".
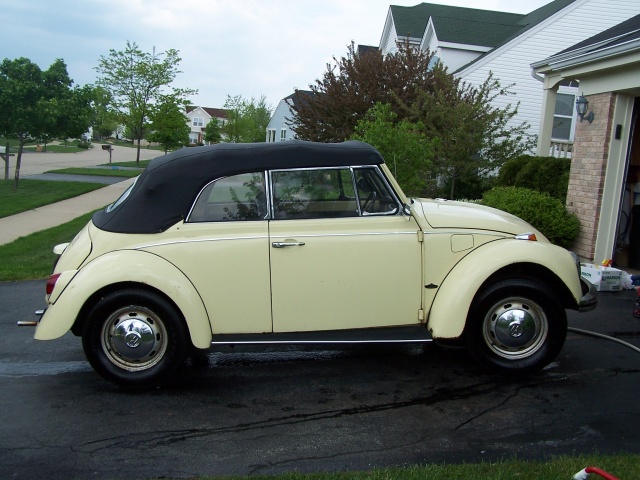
[{"xmin": 92, "ymin": 140, "xmax": 384, "ymax": 234}]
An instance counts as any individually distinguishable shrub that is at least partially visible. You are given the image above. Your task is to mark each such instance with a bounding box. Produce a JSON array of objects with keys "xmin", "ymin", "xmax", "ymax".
[
  {"xmin": 77, "ymin": 140, "xmax": 91, "ymax": 150},
  {"xmin": 497, "ymin": 155, "xmax": 571, "ymax": 202},
  {"xmin": 482, "ymin": 186, "xmax": 580, "ymax": 249}
]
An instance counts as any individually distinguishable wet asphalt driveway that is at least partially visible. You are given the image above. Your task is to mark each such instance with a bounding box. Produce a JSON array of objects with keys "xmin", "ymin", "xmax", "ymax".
[{"xmin": 1, "ymin": 280, "xmax": 639, "ymax": 479}]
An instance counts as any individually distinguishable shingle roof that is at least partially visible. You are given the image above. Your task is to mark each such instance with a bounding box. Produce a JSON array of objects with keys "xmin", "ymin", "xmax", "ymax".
[
  {"xmin": 389, "ymin": 0, "xmax": 576, "ymax": 49},
  {"xmin": 389, "ymin": 3, "xmax": 525, "ymax": 47},
  {"xmin": 186, "ymin": 106, "xmax": 228, "ymax": 118}
]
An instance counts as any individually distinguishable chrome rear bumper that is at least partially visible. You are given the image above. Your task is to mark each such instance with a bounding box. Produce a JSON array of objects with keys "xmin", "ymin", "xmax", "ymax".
[{"xmin": 17, "ymin": 309, "xmax": 45, "ymax": 327}]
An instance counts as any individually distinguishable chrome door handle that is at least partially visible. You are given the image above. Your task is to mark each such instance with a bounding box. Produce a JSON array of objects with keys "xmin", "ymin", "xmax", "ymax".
[{"xmin": 272, "ymin": 242, "xmax": 305, "ymax": 248}]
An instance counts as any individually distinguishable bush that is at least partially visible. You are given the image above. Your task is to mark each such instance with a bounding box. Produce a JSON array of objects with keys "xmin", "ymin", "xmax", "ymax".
[
  {"xmin": 482, "ymin": 186, "xmax": 580, "ymax": 249},
  {"xmin": 77, "ymin": 140, "xmax": 91, "ymax": 150},
  {"xmin": 497, "ymin": 155, "xmax": 571, "ymax": 202}
]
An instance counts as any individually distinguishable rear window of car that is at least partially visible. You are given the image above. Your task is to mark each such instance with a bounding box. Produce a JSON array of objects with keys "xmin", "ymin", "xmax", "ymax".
[{"xmin": 187, "ymin": 172, "xmax": 267, "ymax": 222}]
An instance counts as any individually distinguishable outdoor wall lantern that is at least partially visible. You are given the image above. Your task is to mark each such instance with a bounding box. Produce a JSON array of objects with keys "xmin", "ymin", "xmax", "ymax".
[{"xmin": 575, "ymin": 94, "xmax": 594, "ymax": 123}]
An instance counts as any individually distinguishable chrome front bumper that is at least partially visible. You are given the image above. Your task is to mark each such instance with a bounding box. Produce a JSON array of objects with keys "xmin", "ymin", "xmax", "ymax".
[{"xmin": 579, "ymin": 278, "xmax": 598, "ymax": 312}]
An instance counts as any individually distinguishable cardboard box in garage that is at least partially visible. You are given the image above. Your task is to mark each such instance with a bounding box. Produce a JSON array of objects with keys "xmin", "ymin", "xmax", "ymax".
[{"xmin": 580, "ymin": 264, "xmax": 622, "ymax": 291}]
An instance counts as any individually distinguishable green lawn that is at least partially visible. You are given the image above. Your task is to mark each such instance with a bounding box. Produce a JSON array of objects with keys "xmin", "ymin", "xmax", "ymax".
[
  {"xmin": 0, "ymin": 212, "xmax": 94, "ymax": 281},
  {"xmin": 0, "ymin": 179, "xmax": 105, "ymax": 218}
]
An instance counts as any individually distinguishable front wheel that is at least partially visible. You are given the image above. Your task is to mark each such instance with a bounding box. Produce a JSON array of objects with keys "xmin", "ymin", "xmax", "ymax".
[
  {"xmin": 82, "ymin": 289, "xmax": 189, "ymax": 388},
  {"xmin": 464, "ymin": 279, "xmax": 567, "ymax": 373}
]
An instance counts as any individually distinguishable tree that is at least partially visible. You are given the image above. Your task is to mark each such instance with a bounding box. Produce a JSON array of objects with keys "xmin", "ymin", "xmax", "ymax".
[
  {"xmin": 0, "ymin": 57, "xmax": 92, "ymax": 188},
  {"xmin": 203, "ymin": 118, "xmax": 222, "ymax": 144},
  {"xmin": 147, "ymin": 96, "xmax": 190, "ymax": 153},
  {"xmin": 351, "ymin": 103, "xmax": 436, "ymax": 197},
  {"xmin": 95, "ymin": 41, "xmax": 196, "ymax": 164},
  {"xmin": 290, "ymin": 42, "xmax": 436, "ymax": 143},
  {"xmin": 221, "ymin": 95, "xmax": 272, "ymax": 143},
  {"xmin": 92, "ymin": 86, "xmax": 120, "ymax": 140},
  {"xmin": 403, "ymin": 70, "xmax": 535, "ymax": 198},
  {"xmin": 291, "ymin": 42, "xmax": 535, "ymax": 198}
]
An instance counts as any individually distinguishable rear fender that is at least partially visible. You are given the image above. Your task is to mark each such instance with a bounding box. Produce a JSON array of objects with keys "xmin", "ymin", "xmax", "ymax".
[
  {"xmin": 35, "ymin": 250, "xmax": 212, "ymax": 348},
  {"xmin": 427, "ymin": 240, "xmax": 582, "ymax": 339}
]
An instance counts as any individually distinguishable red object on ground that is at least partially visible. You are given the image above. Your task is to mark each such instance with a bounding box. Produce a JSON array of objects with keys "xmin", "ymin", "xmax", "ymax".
[{"xmin": 575, "ymin": 466, "xmax": 620, "ymax": 480}]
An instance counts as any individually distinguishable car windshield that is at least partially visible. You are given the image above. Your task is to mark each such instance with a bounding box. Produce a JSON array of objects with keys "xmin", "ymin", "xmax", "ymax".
[{"xmin": 106, "ymin": 176, "xmax": 139, "ymax": 213}]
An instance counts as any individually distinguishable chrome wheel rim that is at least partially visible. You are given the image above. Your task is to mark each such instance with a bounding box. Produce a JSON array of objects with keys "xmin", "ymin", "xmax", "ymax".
[
  {"xmin": 101, "ymin": 306, "xmax": 167, "ymax": 371},
  {"xmin": 482, "ymin": 296, "xmax": 548, "ymax": 360}
]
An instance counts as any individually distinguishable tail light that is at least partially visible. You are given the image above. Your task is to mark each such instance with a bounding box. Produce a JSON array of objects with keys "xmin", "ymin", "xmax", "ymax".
[{"xmin": 46, "ymin": 274, "xmax": 61, "ymax": 295}]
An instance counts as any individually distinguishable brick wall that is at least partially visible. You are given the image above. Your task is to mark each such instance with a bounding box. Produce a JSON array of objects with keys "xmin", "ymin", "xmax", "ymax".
[{"xmin": 566, "ymin": 92, "xmax": 616, "ymax": 260}]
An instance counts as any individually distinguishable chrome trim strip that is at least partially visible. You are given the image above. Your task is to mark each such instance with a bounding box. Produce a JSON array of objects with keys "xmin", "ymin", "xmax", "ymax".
[
  {"xmin": 210, "ymin": 338, "xmax": 433, "ymax": 345},
  {"xmin": 139, "ymin": 230, "xmax": 416, "ymax": 250},
  {"xmin": 136, "ymin": 235, "xmax": 269, "ymax": 249},
  {"xmin": 270, "ymin": 231, "xmax": 416, "ymax": 239},
  {"xmin": 421, "ymin": 230, "xmax": 510, "ymax": 237}
]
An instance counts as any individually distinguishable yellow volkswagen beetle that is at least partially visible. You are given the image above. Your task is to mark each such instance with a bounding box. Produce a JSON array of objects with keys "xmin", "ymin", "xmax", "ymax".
[{"xmin": 29, "ymin": 141, "xmax": 596, "ymax": 387}]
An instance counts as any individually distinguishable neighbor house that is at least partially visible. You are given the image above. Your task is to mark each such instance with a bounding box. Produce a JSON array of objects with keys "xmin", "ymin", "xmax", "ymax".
[
  {"xmin": 186, "ymin": 106, "xmax": 228, "ymax": 145},
  {"xmin": 532, "ymin": 14, "xmax": 640, "ymax": 268},
  {"xmin": 265, "ymin": 91, "xmax": 313, "ymax": 142}
]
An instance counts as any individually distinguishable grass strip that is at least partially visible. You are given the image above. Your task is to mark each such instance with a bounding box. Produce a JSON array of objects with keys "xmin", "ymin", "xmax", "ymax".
[
  {"xmin": 44, "ymin": 167, "xmax": 142, "ymax": 177},
  {"xmin": 98, "ymin": 160, "xmax": 152, "ymax": 168},
  {"xmin": 199, "ymin": 454, "xmax": 639, "ymax": 480},
  {"xmin": 0, "ymin": 179, "xmax": 104, "ymax": 218},
  {"xmin": 0, "ymin": 212, "xmax": 95, "ymax": 281}
]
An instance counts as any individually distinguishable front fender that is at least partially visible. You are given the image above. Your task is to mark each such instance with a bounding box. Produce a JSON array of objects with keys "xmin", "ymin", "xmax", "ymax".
[
  {"xmin": 35, "ymin": 250, "xmax": 212, "ymax": 348},
  {"xmin": 427, "ymin": 239, "xmax": 582, "ymax": 339}
]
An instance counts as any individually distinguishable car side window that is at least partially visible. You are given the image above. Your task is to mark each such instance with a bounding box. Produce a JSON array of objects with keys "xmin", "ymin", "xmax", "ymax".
[
  {"xmin": 354, "ymin": 168, "xmax": 399, "ymax": 215},
  {"xmin": 272, "ymin": 168, "xmax": 358, "ymax": 220},
  {"xmin": 188, "ymin": 172, "xmax": 267, "ymax": 222}
]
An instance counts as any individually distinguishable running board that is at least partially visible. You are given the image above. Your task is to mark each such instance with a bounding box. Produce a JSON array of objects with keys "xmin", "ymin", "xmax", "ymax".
[{"xmin": 210, "ymin": 325, "xmax": 432, "ymax": 346}]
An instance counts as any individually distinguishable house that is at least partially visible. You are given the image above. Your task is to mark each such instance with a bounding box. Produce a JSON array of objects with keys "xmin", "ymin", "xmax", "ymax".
[
  {"xmin": 532, "ymin": 14, "xmax": 640, "ymax": 268},
  {"xmin": 379, "ymin": 0, "xmax": 640, "ymax": 155},
  {"xmin": 186, "ymin": 106, "xmax": 228, "ymax": 145},
  {"xmin": 265, "ymin": 91, "xmax": 313, "ymax": 142}
]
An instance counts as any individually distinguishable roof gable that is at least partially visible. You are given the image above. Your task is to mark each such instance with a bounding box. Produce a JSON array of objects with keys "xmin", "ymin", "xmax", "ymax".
[
  {"xmin": 454, "ymin": 0, "xmax": 578, "ymax": 73},
  {"xmin": 390, "ymin": 3, "xmax": 524, "ymax": 47}
]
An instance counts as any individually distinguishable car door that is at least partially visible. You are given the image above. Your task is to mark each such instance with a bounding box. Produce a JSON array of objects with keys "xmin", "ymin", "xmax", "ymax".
[
  {"xmin": 269, "ymin": 166, "xmax": 423, "ymax": 333},
  {"xmin": 153, "ymin": 171, "xmax": 272, "ymax": 335}
]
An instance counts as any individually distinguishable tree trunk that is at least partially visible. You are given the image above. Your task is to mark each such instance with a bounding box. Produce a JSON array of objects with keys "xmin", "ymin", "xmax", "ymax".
[
  {"xmin": 3, "ymin": 143, "xmax": 9, "ymax": 180},
  {"xmin": 136, "ymin": 138, "xmax": 141, "ymax": 166},
  {"xmin": 13, "ymin": 140, "xmax": 24, "ymax": 190}
]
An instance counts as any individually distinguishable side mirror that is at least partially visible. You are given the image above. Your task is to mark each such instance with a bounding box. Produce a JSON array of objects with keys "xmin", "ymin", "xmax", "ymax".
[{"xmin": 403, "ymin": 204, "xmax": 412, "ymax": 216}]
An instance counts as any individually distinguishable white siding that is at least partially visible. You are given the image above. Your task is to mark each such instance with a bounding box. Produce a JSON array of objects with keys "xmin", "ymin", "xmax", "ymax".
[
  {"xmin": 266, "ymin": 98, "xmax": 297, "ymax": 142},
  {"xmin": 457, "ymin": 0, "xmax": 640, "ymax": 139},
  {"xmin": 438, "ymin": 47, "xmax": 483, "ymax": 72}
]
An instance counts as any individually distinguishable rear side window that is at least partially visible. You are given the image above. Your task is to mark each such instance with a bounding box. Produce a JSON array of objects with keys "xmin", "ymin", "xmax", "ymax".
[
  {"xmin": 188, "ymin": 172, "xmax": 267, "ymax": 222},
  {"xmin": 271, "ymin": 168, "xmax": 358, "ymax": 220}
]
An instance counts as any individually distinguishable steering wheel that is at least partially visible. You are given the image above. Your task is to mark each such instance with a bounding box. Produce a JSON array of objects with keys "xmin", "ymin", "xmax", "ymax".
[{"xmin": 362, "ymin": 190, "xmax": 378, "ymax": 213}]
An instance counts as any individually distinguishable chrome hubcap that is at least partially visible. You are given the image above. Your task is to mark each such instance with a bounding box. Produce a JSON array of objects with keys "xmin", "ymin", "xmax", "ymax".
[
  {"xmin": 482, "ymin": 297, "xmax": 548, "ymax": 360},
  {"xmin": 101, "ymin": 306, "xmax": 167, "ymax": 371}
]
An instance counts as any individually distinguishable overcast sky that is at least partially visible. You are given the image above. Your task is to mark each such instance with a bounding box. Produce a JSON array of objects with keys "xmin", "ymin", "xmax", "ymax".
[{"xmin": 4, "ymin": 0, "xmax": 552, "ymax": 110}]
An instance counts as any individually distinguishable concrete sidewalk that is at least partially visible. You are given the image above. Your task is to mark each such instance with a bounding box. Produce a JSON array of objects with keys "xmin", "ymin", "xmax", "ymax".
[
  {"xmin": 0, "ymin": 179, "xmax": 135, "ymax": 245},
  {"xmin": 0, "ymin": 146, "xmax": 159, "ymax": 246}
]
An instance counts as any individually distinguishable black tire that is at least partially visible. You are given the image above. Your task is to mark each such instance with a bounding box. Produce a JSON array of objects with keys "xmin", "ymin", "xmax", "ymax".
[
  {"xmin": 82, "ymin": 289, "xmax": 189, "ymax": 388},
  {"xmin": 464, "ymin": 278, "xmax": 567, "ymax": 373}
]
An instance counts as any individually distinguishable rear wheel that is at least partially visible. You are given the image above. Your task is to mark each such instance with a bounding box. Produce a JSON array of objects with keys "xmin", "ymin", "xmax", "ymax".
[
  {"xmin": 464, "ymin": 279, "xmax": 567, "ymax": 373},
  {"xmin": 82, "ymin": 289, "xmax": 188, "ymax": 388}
]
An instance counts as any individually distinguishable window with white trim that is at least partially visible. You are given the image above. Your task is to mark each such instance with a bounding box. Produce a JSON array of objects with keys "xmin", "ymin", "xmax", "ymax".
[
  {"xmin": 192, "ymin": 117, "xmax": 204, "ymax": 127},
  {"xmin": 552, "ymin": 80, "xmax": 579, "ymax": 142}
]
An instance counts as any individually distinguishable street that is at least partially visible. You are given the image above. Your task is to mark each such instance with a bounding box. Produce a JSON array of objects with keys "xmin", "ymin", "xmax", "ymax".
[{"xmin": 1, "ymin": 280, "xmax": 639, "ymax": 479}]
